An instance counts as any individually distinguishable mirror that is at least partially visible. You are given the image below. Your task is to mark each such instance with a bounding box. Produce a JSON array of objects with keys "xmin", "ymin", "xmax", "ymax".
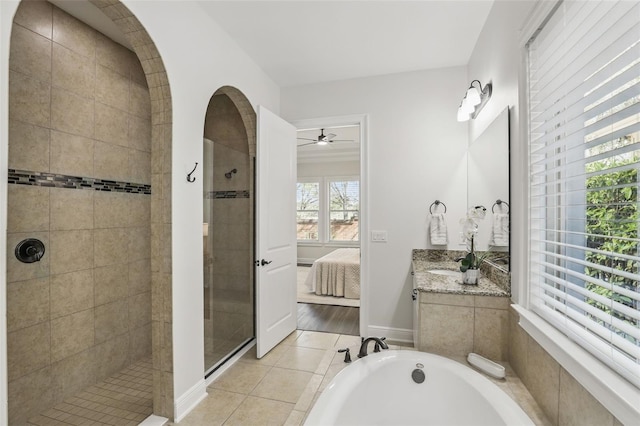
[{"xmin": 467, "ymin": 106, "xmax": 510, "ymax": 269}]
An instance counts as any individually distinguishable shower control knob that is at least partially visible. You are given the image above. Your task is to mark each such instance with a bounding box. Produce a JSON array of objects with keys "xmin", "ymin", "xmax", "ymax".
[{"xmin": 15, "ymin": 238, "xmax": 45, "ymax": 263}]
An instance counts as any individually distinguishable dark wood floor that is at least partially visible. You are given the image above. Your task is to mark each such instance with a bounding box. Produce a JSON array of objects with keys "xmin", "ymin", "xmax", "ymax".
[{"xmin": 297, "ymin": 303, "xmax": 359, "ymax": 336}]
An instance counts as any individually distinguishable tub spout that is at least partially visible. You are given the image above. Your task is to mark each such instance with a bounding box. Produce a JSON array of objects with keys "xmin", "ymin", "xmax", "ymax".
[{"xmin": 358, "ymin": 337, "xmax": 388, "ymax": 358}]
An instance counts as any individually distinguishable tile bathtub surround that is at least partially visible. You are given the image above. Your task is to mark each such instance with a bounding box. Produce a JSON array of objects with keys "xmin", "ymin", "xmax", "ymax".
[
  {"xmin": 7, "ymin": 2, "xmax": 153, "ymax": 423},
  {"xmin": 176, "ymin": 330, "xmax": 550, "ymax": 426}
]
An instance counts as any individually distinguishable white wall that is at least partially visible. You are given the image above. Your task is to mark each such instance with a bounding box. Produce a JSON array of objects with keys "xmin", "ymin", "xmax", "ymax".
[
  {"xmin": 0, "ymin": 0, "xmax": 280, "ymax": 420},
  {"xmin": 466, "ymin": 0, "xmax": 536, "ymax": 303},
  {"xmin": 282, "ymin": 68, "xmax": 469, "ymax": 335}
]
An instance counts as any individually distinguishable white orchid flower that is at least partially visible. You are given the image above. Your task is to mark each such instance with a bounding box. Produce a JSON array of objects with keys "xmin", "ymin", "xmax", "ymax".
[{"xmin": 468, "ymin": 205, "xmax": 487, "ymax": 220}]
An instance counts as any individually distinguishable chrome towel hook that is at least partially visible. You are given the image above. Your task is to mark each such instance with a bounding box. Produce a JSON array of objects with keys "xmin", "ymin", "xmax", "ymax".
[{"xmin": 187, "ymin": 162, "xmax": 198, "ymax": 183}]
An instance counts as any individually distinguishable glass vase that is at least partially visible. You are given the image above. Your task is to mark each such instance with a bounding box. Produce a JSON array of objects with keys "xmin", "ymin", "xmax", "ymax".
[{"xmin": 462, "ymin": 269, "xmax": 479, "ymax": 285}]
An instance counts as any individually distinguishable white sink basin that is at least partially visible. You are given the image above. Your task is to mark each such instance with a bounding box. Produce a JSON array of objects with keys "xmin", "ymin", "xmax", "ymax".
[{"xmin": 427, "ymin": 269, "xmax": 460, "ymax": 277}]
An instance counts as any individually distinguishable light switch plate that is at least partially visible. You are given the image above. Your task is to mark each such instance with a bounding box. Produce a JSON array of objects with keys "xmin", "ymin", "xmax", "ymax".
[{"xmin": 371, "ymin": 230, "xmax": 387, "ymax": 242}]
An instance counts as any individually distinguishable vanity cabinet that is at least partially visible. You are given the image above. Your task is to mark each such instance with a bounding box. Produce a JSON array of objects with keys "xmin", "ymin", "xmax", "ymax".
[{"xmin": 411, "ymin": 249, "xmax": 511, "ymax": 362}]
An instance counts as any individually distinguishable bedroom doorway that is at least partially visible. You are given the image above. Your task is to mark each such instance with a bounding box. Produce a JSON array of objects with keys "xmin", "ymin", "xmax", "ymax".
[{"xmin": 294, "ymin": 115, "xmax": 368, "ymax": 337}]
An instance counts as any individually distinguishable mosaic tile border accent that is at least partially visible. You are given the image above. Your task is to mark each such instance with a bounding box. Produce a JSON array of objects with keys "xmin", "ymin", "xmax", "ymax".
[
  {"xmin": 8, "ymin": 169, "xmax": 152, "ymax": 195},
  {"xmin": 208, "ymin": 190, "xmax": 250, "ymax": 199}
]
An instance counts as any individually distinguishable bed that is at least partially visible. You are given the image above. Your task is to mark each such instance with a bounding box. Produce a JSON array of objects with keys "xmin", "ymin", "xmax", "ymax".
[{"xmin": 304, "ymin": 248, "xmax": 360, "ymax": 299}]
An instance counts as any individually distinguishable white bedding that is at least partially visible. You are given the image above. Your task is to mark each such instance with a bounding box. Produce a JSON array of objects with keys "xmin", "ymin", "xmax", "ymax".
[{"xmin": 305, "ymin": 248, "xmax": 360, "ymax": 299}]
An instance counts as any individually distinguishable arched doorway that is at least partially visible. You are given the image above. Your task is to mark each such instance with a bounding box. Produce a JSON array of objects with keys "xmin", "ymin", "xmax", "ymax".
[
  {"xmin": 5, "ymin": 0, "xmax": 174, "ymax": 422},
  {"xmin": 202, "ymin": 86, "xmax": 257, "ymax": 375}
]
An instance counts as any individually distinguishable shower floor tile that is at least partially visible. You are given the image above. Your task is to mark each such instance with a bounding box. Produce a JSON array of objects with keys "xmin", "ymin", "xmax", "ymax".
[{"xmin": 27, "ymin": 358, "xmax": 153, "ymax": 426}]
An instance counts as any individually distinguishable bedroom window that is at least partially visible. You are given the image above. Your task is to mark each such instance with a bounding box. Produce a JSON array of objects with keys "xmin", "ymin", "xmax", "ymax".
[
  {"xmin": 527, "ymin": 1, "xmax": 640, "ymax": 387},
  {"xmin": 297, "ymin": 178, "xmax": 360, "ymax": 243},
  {"xmin": 329, "ymin": 179, "xmax": 360, "ymax": 242},
  {"xmin": 296, "ymin": 181, "xmax": 320, "ymax": 241}
]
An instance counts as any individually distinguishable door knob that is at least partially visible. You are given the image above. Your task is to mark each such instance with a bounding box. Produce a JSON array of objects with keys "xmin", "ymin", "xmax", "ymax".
[{"xmin": 261, "ymin": 259, "xmax": 272, "ymax": 266}]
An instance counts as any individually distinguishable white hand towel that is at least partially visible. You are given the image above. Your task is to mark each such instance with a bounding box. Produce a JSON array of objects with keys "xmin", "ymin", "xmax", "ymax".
[
  {"xmin": 430, "ymin": 213, "xmax": 448, "ymax": 245},
  {"xmin": 490, "ymin": 213, "xmax": 509, "ymax": 246}
]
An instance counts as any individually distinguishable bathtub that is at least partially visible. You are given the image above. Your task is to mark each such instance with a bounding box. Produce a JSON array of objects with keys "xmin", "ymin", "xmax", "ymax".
[{"xmin": 305, "ymin": 350, "xmax": 534, "ymax": 426}]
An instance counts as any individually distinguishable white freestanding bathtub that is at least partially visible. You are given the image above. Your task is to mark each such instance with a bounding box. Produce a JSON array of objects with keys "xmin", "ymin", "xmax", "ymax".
[{"xmin": 305, "ymin": 350, "xmax": 534, "ymax": 426}]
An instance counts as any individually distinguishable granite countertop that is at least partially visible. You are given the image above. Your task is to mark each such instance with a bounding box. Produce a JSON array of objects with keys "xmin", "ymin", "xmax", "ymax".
[{"xmin": 412, "ymin": 249, "xmax": 510, "ymax": 297}]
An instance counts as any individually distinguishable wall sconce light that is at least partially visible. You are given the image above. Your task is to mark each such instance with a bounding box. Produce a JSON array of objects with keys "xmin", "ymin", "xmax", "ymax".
[{"xmin": 457, "ymin": 80, "xmax": 492, "ymax": 122}]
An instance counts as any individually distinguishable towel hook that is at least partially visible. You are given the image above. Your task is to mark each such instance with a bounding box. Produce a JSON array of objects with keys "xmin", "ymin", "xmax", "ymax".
[
  {"xmin": 492, "ymin": 199, "xmax": 510, "ymax": 213},
  {"xmin": 187, "ymin": 162, "xmax": 198, "ymax": 183},
  {"xmin": 429, "ymin": 200, "xmax": 447, "ymax": 214}
]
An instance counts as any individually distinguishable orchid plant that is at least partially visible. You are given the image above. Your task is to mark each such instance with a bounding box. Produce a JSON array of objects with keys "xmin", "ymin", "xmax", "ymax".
[{"xmin": 458, "ymin": 206, "xmax": 488, "ymax": 272}]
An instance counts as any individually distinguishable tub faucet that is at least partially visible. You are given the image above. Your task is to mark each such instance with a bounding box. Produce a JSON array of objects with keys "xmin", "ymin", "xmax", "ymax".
[{"xmin": 358, "ymin": 337, "xmax": 388, "ymax": 358}]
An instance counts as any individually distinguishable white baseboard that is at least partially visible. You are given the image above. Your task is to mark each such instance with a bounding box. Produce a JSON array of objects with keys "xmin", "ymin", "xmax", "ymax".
[
  {"xmin": 366, "ymin": 325, "xmax": 413, "ymax": 345},
  {"xmin": 139, "ymin": 415, "xmax": 168, "ymax": 426},
  {"xmin": 173, "ymin": 379, "xmax": 208, "ymax": 423}
]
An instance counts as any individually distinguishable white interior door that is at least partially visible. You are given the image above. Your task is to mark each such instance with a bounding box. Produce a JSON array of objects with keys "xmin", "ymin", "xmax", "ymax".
[{"xmin": 256, "ymin": 105, "xmax": 297, "ymax": 358}]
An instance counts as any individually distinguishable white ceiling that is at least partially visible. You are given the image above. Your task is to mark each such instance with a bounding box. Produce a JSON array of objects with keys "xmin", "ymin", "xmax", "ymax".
[{"xmin": 199, "ymin": 1, "xmax": 494, "ymax": 87}]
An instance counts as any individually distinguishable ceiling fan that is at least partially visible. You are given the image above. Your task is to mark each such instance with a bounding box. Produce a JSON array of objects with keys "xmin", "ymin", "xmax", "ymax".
[{"xmin": 297, "ymin": 129, "xmax": 353, "ymax": 147}]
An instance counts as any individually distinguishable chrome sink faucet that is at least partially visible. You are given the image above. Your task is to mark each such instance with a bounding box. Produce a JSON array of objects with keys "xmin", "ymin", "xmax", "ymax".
[{"xmin": 358, "ymin": 337, "xmax": 388, "ymax": 358}]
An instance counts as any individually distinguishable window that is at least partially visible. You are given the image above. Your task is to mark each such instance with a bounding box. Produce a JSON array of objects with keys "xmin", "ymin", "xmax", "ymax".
[
  {"xmin": 329, "ymin": 180, "xmax": 359, "ymax": 241},
  {"xmin": 296, "ymin": 178, "xmax": 360, "ymax": 243},
  {"xmin": 296, "ymin": 182, "xmax": 320, "ymax": 241},
  {"xmin": 527, "ymin": 1, "xmax": 640, "ymax": 386}
]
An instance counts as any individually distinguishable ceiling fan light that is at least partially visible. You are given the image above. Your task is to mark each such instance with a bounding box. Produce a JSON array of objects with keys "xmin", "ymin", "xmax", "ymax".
[{"xmin": 316, "ymin": 140, "xmax": 328, "ymax": 146}]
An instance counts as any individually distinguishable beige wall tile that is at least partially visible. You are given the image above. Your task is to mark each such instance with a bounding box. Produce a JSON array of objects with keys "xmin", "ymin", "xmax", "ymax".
[
  {"xmin": 6, "ymin": 232, "xmax": 50, "ymax": 283},
  {"xmin": 474, "ymin": 308, "xmax": 509, "ymax": 361},
  {"xmin": 94, "ymin": 141, "xmax": 129, "ymax": 181},
  {"xmin": 96, "ymin": 64, "xmax": 129, "ymax": 112},
  {"xmin": 51, "ymin": 87, "xmax": 94, "ymax": 138},
  {"xmin": 129, "ymin": 115, "xmax": 151, "ymax": 152},
  {"xmin": 50, "ymin": 130, "xmax": 94, "ymax": 177},
  {"xmin": 7, "ymin": 185, "xmax": 50, "ymax": 232},
  {"xmin": 8, "ymin": 368, "xmax": 53, "ymax": 425},
  {"xmin": 50, "ymin": 188, "xmax": 94, "ymax": 231},
  {"xmin": 130, "ymin": 81, "xmax": 151, "ymax": 118},
  {"xmin": 96, "ymin": 31, "xmax": 133, "ymax": 77},
  {"xmin": 129, "ymin": 149, "xmax": 151, "ymax": 184},
  {"xmin": 52, "ymin": 6, "xmax": 96, "ymax": 59},
  {"xmin": 52, "ymin": 43, "xmax": 95, "ymax": 99},
  {"xmin": 128, "ymin": 226, "xmax": 150, "ymax": 262},
  {"xmin": 50, "ymin": 229, "xmax": 93, "ymax": 275},
  {"xmin": 129, "ymin": 259, "xmax": 151, "ymax": 295},
  {"xmin": 526, "ymin": 337, "xmax": 560, "ymax": 425},
  {"xmin": 95, "ymin": 300, "xmax": 129, "ymax": 344},
  {"xmin": 94, "ymin": 264, "xmax": 129, "ymax": 307},
  {"xmin": 10, "ymin": 24, "xmax": 52, "ymax": 82},
  {"xmin": 8, "ymin": 322, "xmax": 51, "ymax": 381},
  {"xmin": 130, "ymin": 58, "xmax": 147, "ymax": 87},
  {"xmin": 50, "ymin": 269, "xmax": 94, "ymax": 319},
  {"xmin": 51, "ymin": 348, "xmax": 96, "ymax": 402},
  {"xmin": 420, "ymin": 303, "xmax": 474, "ymax": 356},
  {"xmin": 8, "ymin": 120, "xmax": 50, "ymax": 172},
  {"xmin": 95, "ymin": 101, "xmax": 129, "ymax": 146},
  {"xmin": 559, "ymin": 368, "xmax": 614, "ymax": 426},
  {"xmin": 94, "ymin": 191, "xmax": 130, "ymax": 229},
  {"xmin": 7, "ymin": 277, "xmax": 50, "ymax": 332},
  {"xmin": 95, "ymin": 334, "xmax": 130, "ymax": 381},
  {"xmin": 94, "ymin": 227, "xmax": 129, "ymax": 267},
  {"xmin": 129, "ymin": 196, "xmax": 150, "ymax": 227},
  {"xmin": 129, "ymin": 323, "xmax": 152, "ymax": 362},
  {"xmin": 51, "ymin": 309, "xmax": 94, "ymax": 362},
  {"xmin": 9, "ymin": 71, "xmax": 51, "ymax": 128},
  {"xmin": 508, "ymin": 309, "xmax": 529, "ymax": 382},
  {"xmin": 12, "ymin": 1, "xmax": 53, "ymax": 39},
  {"xmin": 129, "ymin": 291, "xmax": 151, "ymax": 330}
]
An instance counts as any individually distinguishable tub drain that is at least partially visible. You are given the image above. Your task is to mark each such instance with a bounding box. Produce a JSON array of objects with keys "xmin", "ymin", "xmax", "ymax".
[{"xmin": 411, "ymin": 368, "xmax": 425, "ymax": 384}]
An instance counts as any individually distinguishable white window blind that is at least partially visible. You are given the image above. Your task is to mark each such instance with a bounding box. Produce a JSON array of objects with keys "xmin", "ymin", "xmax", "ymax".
[{"xmin": 528, "ymin": 0, "xmax": 640, "ymax": 387}]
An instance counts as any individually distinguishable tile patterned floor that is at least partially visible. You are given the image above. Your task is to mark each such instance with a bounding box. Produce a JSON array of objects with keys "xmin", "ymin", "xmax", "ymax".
[
  {"xmin": 177, "ymin": 330, "xmax": 551, "ymax": 426},
  {"xmin": 26, "ymin": 358, "xmax": 153, "ymax": 426}
]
